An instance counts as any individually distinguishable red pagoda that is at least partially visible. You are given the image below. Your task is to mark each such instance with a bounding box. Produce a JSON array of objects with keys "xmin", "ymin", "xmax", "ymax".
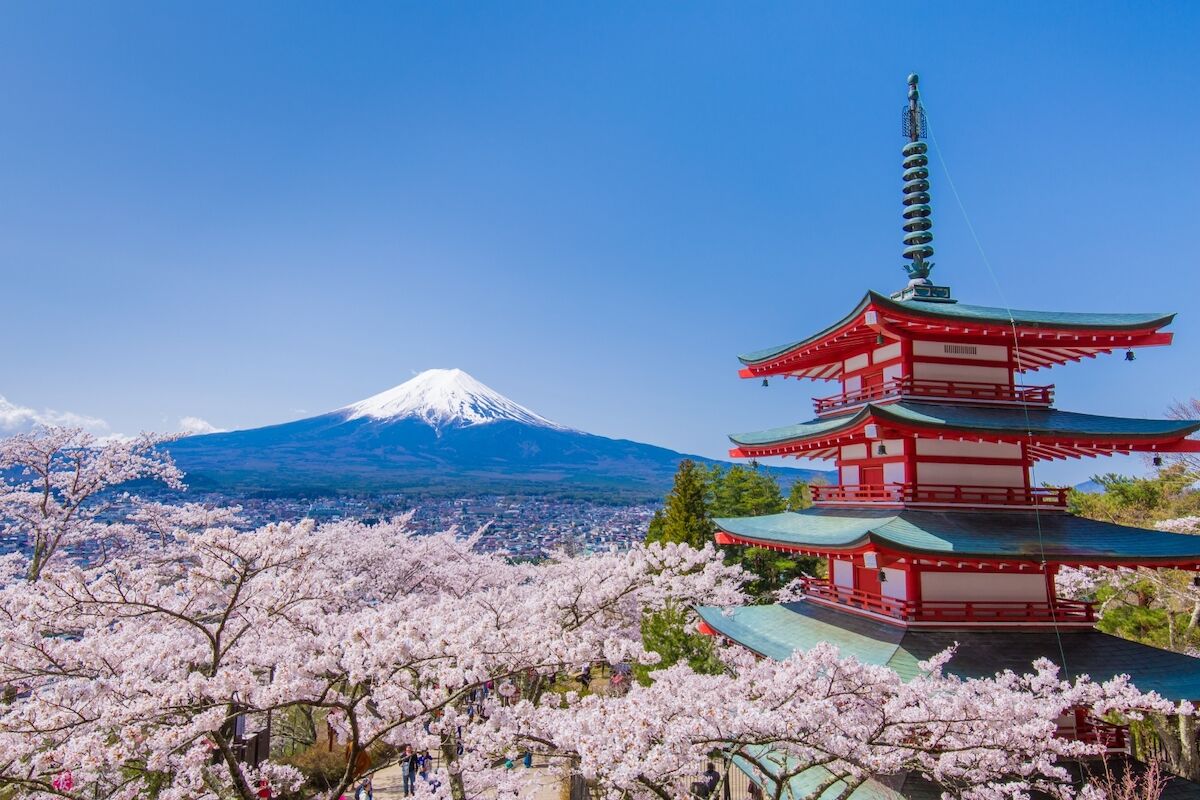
[{"xmin": 697, "ymin": 75, "xmax": 1200, "ymax": 759}]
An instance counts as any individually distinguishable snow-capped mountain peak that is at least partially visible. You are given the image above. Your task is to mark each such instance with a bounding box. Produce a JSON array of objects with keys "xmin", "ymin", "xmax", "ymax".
[{"xmin": 341, "ymin": 369, "xmax": 566, "ymax": 431}]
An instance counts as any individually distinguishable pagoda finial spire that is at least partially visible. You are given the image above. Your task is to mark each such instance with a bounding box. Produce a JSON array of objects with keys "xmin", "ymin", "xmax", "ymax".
[{"xmin": 901, "ymin": 73, "xmax": 934, "ymax": 284}]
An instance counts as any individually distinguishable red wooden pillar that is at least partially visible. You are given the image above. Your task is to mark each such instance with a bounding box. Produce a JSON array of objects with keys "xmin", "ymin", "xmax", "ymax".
[
  {"xmin": 1044, "ymin": 563, "xmax": 1059, "ymax": 605},
  {"xmin": 905, "ymin": 561, "xmax": 921, "ymax": 608},
  {"xmin": 1021, "ymin": 441, "xmax": 1032, "ymax": 491}
]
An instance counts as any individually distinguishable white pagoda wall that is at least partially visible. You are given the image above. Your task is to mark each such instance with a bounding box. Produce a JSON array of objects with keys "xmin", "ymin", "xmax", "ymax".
[
  {"xmin": 838, "ymin": 440, "xmax": 909, "ymax": 486},
  {"xmin": 919, "ymin": 572, "xmax": 1048, "ymax": 603},
  {"xmin": 880, "ymin": 567, "xmax": 908, "ymax": 600},
  {"xmin": 911, "ymin": 361, "xmax": 1011, "ymax": 384},
  {"xmin": 832, "ymin": 559, "xmax": 854, "ymax": 589},
  {"xmin": 916, "ymin": 462, "xmax": 1026, "ymax": 487},
  {"xmin": 915, "ymin": 440, "xmax": 1022, "ymax": 458},
  {"xmin": 910, "ymin": 339, "xmax": 1012, "ymax": 385},
  {"xmin": 913, "ymin": 439, "xmax": 1027, "ymax": 488}
]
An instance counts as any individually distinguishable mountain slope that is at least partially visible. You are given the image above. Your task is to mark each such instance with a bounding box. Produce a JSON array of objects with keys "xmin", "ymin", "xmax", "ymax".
[{"xmin": 166, "ymin": 369, "xmax": 827, "ymax": 499}]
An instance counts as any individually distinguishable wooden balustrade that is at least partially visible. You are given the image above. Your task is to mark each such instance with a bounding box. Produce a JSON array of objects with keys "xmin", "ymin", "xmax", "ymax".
[
  {"xmin": 813, "ymin": 378, "xmax": 1054, "ymax": 415},
  {"xmin": 811, "ymin": 483, "xmax": 1070, "ymax": 509},
  {"xmin": 1060, "ymin": 709, "xmax": 1129, "ymax": 751},
  {"xmin": 798, "ymin": 578, "xmax": 1096, "ymax": 624}
]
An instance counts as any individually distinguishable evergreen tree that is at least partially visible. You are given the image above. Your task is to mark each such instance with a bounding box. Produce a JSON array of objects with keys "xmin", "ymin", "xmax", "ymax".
[
  {"xmin": 787, "ymin": 480, "xmax": 813, "ymax": 511},
  {"xmin": 709, "ymin": 464, "xmax": 787, "ymax": 518},
  {"xmin": 1068, "ymin": 465, "xmax": 1200, "ymax": 526},
  {"xmin": 633, "ymin": 602, "xmax": 724, "ymax": 685},
  {"xmin": 1065, "ymin": 462, "xmax": 1200, "ymax": 778},
  {"xmin": 644, "ymin": 461, "xmax": 822, "ymax": 599},
  {"xmin": 646, "ymin": 508, "xmax": 666, "ymax": 543},
  {"xmin": 710, "ymin": 465, "xmax": 818, "ymax": 598},
  {"xmin": 644, "ymin": 459, "xmax": 713, "ymax": 548}
]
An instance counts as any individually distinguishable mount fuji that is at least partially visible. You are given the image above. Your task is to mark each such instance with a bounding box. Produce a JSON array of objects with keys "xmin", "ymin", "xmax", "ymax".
[{"xmin": 165, "ymin": 369, "xmax": 826, "ymax": 499}]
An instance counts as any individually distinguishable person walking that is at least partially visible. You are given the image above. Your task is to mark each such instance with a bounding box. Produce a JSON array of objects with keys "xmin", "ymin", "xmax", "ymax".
[
  {"xmin": 353, "ymin": 777, "xmax": 373, "ymax": 800},
  {"xmin": 689, "ymin": 762, "xmax": 720, "ymax": 800},
  {"xmin": 400, "ymin": 744, "xmax": 420, "ymax": 796},
  {"xmin": 419, "ymin": 750, "xmax": 441, "ymax": 792}
]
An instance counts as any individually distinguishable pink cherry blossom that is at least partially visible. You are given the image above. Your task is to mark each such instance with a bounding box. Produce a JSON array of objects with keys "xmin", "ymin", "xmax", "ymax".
[
  {"xmin": 0, "ymin": 427, "xmax": 1187, "ymax": 800},
  {"xmin": 0, "ymin": 426, "xmax": 183, "ymax": 580}
]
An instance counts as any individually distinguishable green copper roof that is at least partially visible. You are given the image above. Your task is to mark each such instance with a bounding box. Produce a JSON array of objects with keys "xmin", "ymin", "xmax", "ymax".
[
  {"xmin": 739, "ymin": 291, "xmax": 1175, "ymax": 365},
  {"xmin": 713, "ymin": 508, "xmax": 1200, "ymax": 564},
  {"xmin": 733, "ymin": 712, "xmax": 1200, "ymax": 800},
  {"xmin": 695, "ymin": 602, "xmax": 1200, "ymax": 701},
  {"xmin": 730, "ymin": 413, "xmax": 854, "ymax": 445},
  {"xmin": 729, "ymin": 401, "xmax": 1200, "ymax": 447},
  {"xmin": 731, "ymin": 750, "xmax": 930, "ymax": 800}
]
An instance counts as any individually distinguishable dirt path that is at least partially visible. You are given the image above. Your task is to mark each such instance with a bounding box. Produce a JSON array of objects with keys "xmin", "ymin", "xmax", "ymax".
[{"xmin": 370, "ymin": 761, "xmax": 562, "ymax": 800}]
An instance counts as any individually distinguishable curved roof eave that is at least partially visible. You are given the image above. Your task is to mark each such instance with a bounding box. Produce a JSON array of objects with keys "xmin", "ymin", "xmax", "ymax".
[
  {"xmin": 871, "ymin": 291, "xmax": 1177, "ymax": 332},
  {"xmin": 728, "ymin": 402, "xmax": 1200, "ymax": 449},
  {"xmin": 871, "ymin": 402, "xmax": 1200, "ymax": 441},
  {"xmin": 738, "ymin": 293, "xmax": 874, "ymax": 366},
  {"xmin": 737, "ymin": 290, "xmax": 1176, "ymax": 367},
  {"xmin": 714, "ymin": 512, "xmax": 885, "ymax": 552},
  {"xmin": 728, "ymin": 405, "xmax": 869, "ymax": 447},
  {"xmin": 713, "ymin": 509, "xmax": 1200, "ymax": 565}
]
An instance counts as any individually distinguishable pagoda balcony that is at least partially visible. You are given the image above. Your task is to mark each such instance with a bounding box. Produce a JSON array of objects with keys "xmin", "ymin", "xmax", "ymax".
[
  {"xmin": 811, "ymin": 483, "xmax": 1070, "ymax": 509},
  {"xmin": 813, "ymin": 378, "xmax": 1054, "ymax": 416},
  {"xmin": 1061, "ymin": 711, "xmax": 1130, "ymax": 753},
  {"xmin": 797, "ymin": 578, "xmax": 1096, "ymax": 626}
]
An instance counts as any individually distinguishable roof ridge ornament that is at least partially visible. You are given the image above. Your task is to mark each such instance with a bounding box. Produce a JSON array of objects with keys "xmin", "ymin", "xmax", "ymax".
[{"xmin": 893, "ymin": 73, "xmax": 954, "ymax": 304}]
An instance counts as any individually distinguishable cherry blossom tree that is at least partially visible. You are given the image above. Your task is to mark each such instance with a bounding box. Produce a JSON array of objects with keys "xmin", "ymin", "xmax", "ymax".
[
  {"xmin": 0, "ymin": 427, "xmax": 183, "ymax": 580},
  {"xmin": 0, "ymin": 508, "xmax": 1186, "ymax": 800},
  {"xmin": 0, "ymin": 512, "xmax": 747, "ymax": 800},
  {"xmin": 1057, "ymin": 547, "xmax": 1200, "ymax": 781},
  {"xmin": 0, "ymin": 428, "xmax": 1189, "ymax": 800},
  {"xmin": 503, "ymin": 646, "xmax": 1180, "ymax": 800}
]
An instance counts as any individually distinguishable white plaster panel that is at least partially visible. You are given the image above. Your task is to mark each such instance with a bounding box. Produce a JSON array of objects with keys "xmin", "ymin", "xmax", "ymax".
[
  {"xmin": 881, "ymin": 568, "xmax": 908, "ymax": 600},
  {"xmin": 915, "ymin": 439, "xmax": 1023, "ymax": 459},
  {"xmin": 882, "ymin": 363, "xmax": 904, "ymax": 382},
  {"xmin": 883, "ymin": 461, "xmax": 906, "ymax": 485},
  {"xmin": 844, "ymin": 353, "xmax": 870, "ymax": 373},
  {"xmin": 912, "ymin": 362, "xmax": 1012, "ymax": 384},
  {"xmin": 841, "ymin": 444, "xmax": 868, "ymax": 461},
  {"xmin": 880, "ymin": 439, "xmax": 905, "ymax": 455},
  {"xmin": 832, "ymin": 559, "xmax": 854, "ymax": 589},
  {"xmin": 844, "ymin": 375, "xmax": 862, "ymax": 392},
  {"xmin": 917, "ymin": 462, "xmax": 1026, "ymax": 487},
  {"xmin": 919, "ymin": 572, "xmax": 1048, "ymax": 603},
  {"xmin": 872, "ymin": 343, "xmax": 902, "ymax": 363},
  {"xmin": 912, "ymin": 340, "xmax": 1010, "ymax": 362},
  {"xmin": 840, "ymin": 465, "xmax": 860, "ymax": 486}
]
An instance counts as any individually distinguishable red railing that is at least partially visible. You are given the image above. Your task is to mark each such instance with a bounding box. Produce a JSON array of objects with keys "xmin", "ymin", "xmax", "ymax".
[
  {"xmin": 811, "ymin": 483, "xmax": 1069, "ymax": 509},
  {"xmin": 813, "ymin": 378, "xmax": 1054, "ymax": 415},
  {"xmin": 799, "ymin": 579, "xmax": 908, "ymax": 618},
  {"xmin": 799, "ymin": 578, "xmax": 1096, "ymax": 624},
  {"xmin": 1060, "ymin": 709, "xmax": 1129, "ymax": 751}
]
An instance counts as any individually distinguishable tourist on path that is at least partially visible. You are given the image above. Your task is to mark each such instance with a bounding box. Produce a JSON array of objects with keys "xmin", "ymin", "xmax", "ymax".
[{"xmin": 401, "ymin": 744, "xmax": 420, "ymax": 796}]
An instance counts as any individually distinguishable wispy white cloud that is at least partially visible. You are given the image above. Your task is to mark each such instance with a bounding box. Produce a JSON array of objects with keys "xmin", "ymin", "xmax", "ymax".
[
  {"xmin": 0, "ymin": 395, "xmax": 112, "ymax": 435},
  {"xmin": 179, "ymin": 416, "xmax": 225, "ymax": 436},
  {"xmin": 1, "ymin": 395, "xmax": 228, "ymax": 442}
]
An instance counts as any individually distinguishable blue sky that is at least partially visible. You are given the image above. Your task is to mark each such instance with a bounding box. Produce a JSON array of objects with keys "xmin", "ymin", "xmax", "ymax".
[{"xmin": 2, "ymin": 2, "xmax": 1198, "ymax": 485}]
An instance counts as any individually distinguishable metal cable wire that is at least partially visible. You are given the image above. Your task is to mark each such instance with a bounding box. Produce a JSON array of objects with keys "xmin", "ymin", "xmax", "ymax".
[{"xmin": 922, "ymin": 107, "xmax": 1072, "ymax": 675}]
